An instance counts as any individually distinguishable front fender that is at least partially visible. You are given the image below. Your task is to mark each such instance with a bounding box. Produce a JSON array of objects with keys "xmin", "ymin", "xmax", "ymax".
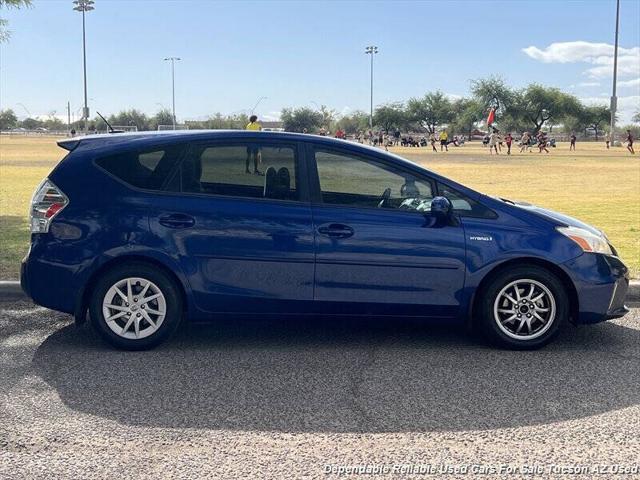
[{"xmin": 458, "ymin": 217, "xmax": 583, "ymax": 323}]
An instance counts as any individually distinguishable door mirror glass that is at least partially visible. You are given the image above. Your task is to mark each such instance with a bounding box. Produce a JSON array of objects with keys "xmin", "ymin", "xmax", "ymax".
[{"xmin": 431, "ymin": 196, "xmax": 453, "ymax": 220}]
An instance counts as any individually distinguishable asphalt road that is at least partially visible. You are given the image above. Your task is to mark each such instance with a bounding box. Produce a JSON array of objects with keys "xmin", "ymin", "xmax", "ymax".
[{"xmin": 1, "ymin": 300, "xmax": 639, "ymax": 479}]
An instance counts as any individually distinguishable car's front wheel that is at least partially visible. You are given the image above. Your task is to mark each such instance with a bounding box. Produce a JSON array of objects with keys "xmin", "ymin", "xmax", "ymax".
[
  {"xmin": 89, "ymin": 263, "xmax": 183, "ymax": 350},
  {"xmin": 478, "ymin": 266, "xmax": 568, "ymax": 349}
]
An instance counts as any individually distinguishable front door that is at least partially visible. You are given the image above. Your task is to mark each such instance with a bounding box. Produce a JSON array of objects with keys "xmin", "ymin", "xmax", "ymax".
[
  {"xmin": 150, "ymin": 139, "xmax": 314, "ymax": 314},
  {"xmin": 308, "ymin": 146, "xmax": 466, "ymax": 317}
]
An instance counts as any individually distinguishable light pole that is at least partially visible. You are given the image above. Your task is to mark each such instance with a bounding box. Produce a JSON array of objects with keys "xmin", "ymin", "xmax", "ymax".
[
  {"xmin": 73, "ymin": 0, "xmax": 94, "ymax": 134},
  {"xmin": 250, "ymin": 96, "xmax": 267, "ymax": 115},
  {"xmin": 365, "ymin": 45, "xmax": 378, "ymax": 129},
  {"xmin": 609, "ymin": 0, "xmax": 620, "ymax": 146},
  {"xmin": 164, "ymin": 57, "xmax": 181, "ymax": 129},
  {"xmin": 16, "ymin": 103, "xmax": 31, "ymax": 117}
]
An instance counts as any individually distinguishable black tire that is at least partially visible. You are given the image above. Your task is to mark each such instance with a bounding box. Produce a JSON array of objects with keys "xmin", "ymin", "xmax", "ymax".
[
  {"xmin": 89, "ymin": 262, "xmax": 183, "ymax": 350},
  {"xmin": 478, "ymin": 265, "xmax": 568, "ymax": 350}
]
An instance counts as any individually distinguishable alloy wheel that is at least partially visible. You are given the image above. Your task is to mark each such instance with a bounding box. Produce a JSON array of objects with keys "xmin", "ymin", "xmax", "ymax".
[
  {"xmin": 493, "ymin": 279, "xmax": 556, "ymax": 341},
  {"xmin": 102, "ymin": 277, "xmax": 167, "ymax": 340}
]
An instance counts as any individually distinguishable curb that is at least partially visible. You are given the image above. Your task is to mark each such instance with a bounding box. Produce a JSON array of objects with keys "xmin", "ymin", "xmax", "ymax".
[
  {"xmin": 1, "ymin": 280, "xmax": 639, "ymax": 304},
  {"xmin": 628, "ymin": 280, "xmax": 640, "ymax": 303},
  {"xmin": 0, "ymin": 281, "xmax": 24, "ymax": 301}
]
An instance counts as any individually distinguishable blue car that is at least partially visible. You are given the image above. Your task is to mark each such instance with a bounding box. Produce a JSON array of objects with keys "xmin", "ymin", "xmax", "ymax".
[{"xmin": 21, "ymin": 131, "xmax": 629, "ymax": 350}]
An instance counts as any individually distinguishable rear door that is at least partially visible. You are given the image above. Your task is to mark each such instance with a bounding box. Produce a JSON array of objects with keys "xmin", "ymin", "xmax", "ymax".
[
  {"xmin": 307, "ymin": 144, "xmax": 467, "ymax": 317},
  {"xmin": 149, "ymin": 138, "xmax": 315, "ymax": 314}
]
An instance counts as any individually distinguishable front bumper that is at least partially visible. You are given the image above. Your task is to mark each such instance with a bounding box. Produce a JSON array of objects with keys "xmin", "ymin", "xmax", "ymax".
[
  {"xmin": 604, "ymin": 277, "xmax": 630, "ymax": 319},
  {"xmin": 562, "ymin": 253, "xmax": 630, "ymax": 324}
]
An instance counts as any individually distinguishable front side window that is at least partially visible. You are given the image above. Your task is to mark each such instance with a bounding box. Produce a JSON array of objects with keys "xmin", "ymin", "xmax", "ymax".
[
  {"xmin": 177, "ymin": 143, "xmax": 298, "ymax": 201},
  {"xmin": 95, "ymin": 144, "xmax": 186, "ymax": 190},
  {"xmin": 314, "ymin": 149, "xmax": 434, "ymax": 212}
]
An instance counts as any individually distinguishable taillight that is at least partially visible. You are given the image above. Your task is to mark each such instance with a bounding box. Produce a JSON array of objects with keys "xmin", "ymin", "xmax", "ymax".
[{"xmin": 29, "ymin": 179, "xmax": 69, "ymax": 233}]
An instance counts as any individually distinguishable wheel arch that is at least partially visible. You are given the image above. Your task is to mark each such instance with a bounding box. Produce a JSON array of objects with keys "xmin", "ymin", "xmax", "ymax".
[
  {"xmin": 74, "ymin": 254, "xmax": 189, "ymax": 325},
  {"xmin": 468, "ymin": 257, "xmax": 579, "ymax": 326}
]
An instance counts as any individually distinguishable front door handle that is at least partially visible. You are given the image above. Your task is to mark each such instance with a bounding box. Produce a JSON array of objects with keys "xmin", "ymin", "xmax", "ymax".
[
  {"xmin": 159, "ymin": 213, "xmax": 195, "ymax": 229},
  {"xmin": 318, "ymin": 223, "xmax": 354, "ymax": 239}
]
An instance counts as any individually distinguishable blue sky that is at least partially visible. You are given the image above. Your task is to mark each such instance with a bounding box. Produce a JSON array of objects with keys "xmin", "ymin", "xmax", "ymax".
[{"xmin": 1, "ymin": 0, "xmax": 639, "ymax": 123}]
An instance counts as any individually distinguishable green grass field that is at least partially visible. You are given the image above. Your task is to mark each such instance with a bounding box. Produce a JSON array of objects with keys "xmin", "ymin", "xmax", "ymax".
[{"xmin": 1, "ymin": 134, "xmax": 638, "ymax": 279}]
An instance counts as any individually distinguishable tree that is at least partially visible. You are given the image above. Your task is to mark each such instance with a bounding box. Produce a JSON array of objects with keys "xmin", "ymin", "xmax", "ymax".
[
  {"xmin": 514, "ymin": 84, "xmax": 582, "ymax": 133},
  {"xmin": 562, "ymin": 115, "xmax": 584, "ymax": 136},
  {"xmin": 450, "ymin": 98, "xmax": 483, "ymax": 138},
  {"xmin": 335, "ymin": 110, "xmax": 369, "ymax": 134},
  {"xmin": 20, "ymin": 117, "xmax": 42, "ymax": 129},
  {"xmin": 621, "ymin": 124, "xmax": 640, "ymax": 139},
  {"xmin": 373, "ymin": 103, "xmax": 407, "ymax": 133},
  {"xmin": 148, "ymin": 109, "xmax": 175, "ymax": 130},
  {"xmin": 281, "ymin": 107, "xmax": 322, "ymax": 133},
  {"xmin": 43, "ymin": 116, "xmax": 65, "ymax": 131},
  {"xmin": 108, "ymin": 109, "xmax": 149, "ymax": 131},
  {"xmin": 203, "ymin": 113, "xmax": 248, "ymax": 130},
  {"xmin": 406, "ymin": 91, "xmax": 454, "ymax": 133},
  {"xmin": 0, "ymin": 108, "xmax": 18, "ymax": 129},
  {"xmin": 317, "ymin": 105, "xmax": 336, "ymax": 131},
  {"xmin": 632, "ymin": 111, "xmax": 640, "ymax": 124},
  {"xmin": 470, "ymin": 76, "xmax": 516, "ymax": 123},
  {"xmin": 0, "ymin": 0, "xmax": 31, "ymax": 43},
  {"xmin": 580, "ymin": 105, "xmax": 610, "ymax": 141},
  {"xmin": 91, "ymin": 115, "xmax": 107, "ymax": 132},
  {"xmin": 184, "ymin": 115, "xmax": 248, "ymax": 130}
]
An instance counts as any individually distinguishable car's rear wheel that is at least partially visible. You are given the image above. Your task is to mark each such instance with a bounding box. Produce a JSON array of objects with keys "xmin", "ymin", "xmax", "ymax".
[
  {"xmin": 478, "ymin": 266, "xmax": 568, "ymax": 349},
  {"xmin": 89, "ymin": 263, "xmax": 183, "ymax": 350}
]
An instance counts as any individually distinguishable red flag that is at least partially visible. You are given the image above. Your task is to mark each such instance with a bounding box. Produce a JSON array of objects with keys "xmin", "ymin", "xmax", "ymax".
[{"xmin": 487, "ymin": 108, "xmax": 496, "ymax": 126}]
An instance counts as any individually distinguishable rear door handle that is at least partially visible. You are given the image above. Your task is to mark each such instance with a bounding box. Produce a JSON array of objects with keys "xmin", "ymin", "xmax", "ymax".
[
  {"xmin": 317, "ymin": 223, "xmax": 354, "ymax": 239},
  {"xmin": 159, "ymin": 213, "xmax": 195, "ymax": 229}
]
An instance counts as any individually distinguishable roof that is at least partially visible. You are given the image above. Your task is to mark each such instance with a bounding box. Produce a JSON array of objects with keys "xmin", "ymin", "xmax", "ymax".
[{"xmin": 58, "ymin": 129, "xmax": 354, "ymax": 152}]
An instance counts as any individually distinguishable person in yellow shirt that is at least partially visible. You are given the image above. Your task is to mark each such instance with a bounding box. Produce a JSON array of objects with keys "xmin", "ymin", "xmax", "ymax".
[
  {"xmin": 245, "ymin": 115, "xmax": 262, "ymax": 174},
  {"xmin": 439, "ymin": 130, "xmax": 449, "ymax": 152},
  {"xmin": 246, "ymin": 115, "xmax": 262, "ymax": 131}
]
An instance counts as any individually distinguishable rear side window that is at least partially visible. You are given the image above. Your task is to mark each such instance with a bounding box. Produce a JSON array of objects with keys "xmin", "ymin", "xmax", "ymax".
[
  {"xmin": 174, "ymin": 143, "xmax": 299, "ymax": 201},
  {"xmin": 95, "ymin": 145, "xmax": 186, "ymax": 190}
]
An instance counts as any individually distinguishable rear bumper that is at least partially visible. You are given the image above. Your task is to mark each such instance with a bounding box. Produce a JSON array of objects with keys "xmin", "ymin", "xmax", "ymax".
[
  {"xmin": 20, "ymin": 245, "xmax": 79, "ymax": 315},
  {"xmin": 562, "ymin": 253, "xmax": 630, "ymax": 324}
]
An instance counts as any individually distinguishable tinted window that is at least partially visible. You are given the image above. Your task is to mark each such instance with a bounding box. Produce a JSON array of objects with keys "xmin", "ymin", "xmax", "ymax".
[
  {"xmin": 438, "ymin": 183, "xmax": 497, "ymax": 218},
  {"xmin": 177, "ymin": 143, "xmax": 298, "ymax": 201},
  {"xmin": 315, "ymin": 149, "xmax": 434, "ymax": 212},
  {"xmin": 95, "ymin": 145, "xmax": 185, "ymax": 190}
]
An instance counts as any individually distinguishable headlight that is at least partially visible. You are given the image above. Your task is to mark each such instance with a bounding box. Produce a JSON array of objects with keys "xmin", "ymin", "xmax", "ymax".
[{"xmin": 557, "ymin": 226, "xmax": 613, "ymax": 255}]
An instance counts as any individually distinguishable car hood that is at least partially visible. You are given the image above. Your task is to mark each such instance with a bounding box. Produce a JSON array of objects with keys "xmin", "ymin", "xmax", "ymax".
[{"xmin": 501, "ymin": 199, "xmax": 604, "ymax": 237}]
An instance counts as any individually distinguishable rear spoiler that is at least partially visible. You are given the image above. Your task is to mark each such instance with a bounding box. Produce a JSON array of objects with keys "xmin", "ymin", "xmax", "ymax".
[
  {"xmin": 57, "ymin": 138, "xmax": 81, "ymax": 151},
  {"xmin": 57, "ymin": 131, "xmax": 127, "ymax": 151},
  {"xmin": 57, "ymin": 131, "xmax": 186, "ymax": 152}
]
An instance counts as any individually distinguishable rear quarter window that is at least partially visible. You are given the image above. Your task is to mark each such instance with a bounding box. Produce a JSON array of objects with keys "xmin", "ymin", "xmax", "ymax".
[{"xmin": 95, "ymin": 144, "xmax": 186, "ymax": 190}]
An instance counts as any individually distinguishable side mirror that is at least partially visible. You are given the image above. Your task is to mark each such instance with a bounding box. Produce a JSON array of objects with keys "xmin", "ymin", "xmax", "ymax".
[{"xmin": 430, "ymin": 196, "xmax": 453, "ymax": 222}]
